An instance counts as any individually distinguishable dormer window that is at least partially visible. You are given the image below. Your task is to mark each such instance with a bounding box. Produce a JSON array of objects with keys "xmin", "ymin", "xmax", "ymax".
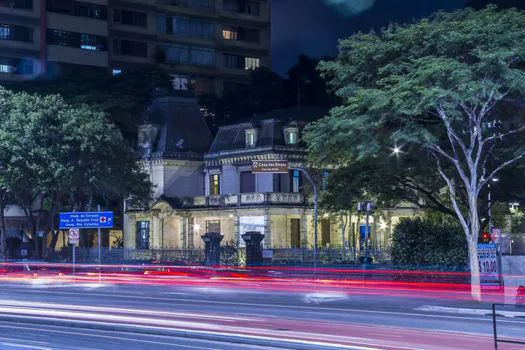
[
  {"xmin": 245, "ymin": 128, "xmax": 257, "ymax": 147},
  {"xmin": 288, "ymin": 130, "xmax": 298, "ymax": 144},
  {"xmin": 283, "ymin": 123, "xmax": 299, "ymax": 145}
]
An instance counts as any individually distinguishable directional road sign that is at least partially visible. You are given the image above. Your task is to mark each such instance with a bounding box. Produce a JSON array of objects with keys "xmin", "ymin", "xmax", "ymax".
[{"xmin": 59, "ymin": 211, "xmax": 114, "ymax": 229}]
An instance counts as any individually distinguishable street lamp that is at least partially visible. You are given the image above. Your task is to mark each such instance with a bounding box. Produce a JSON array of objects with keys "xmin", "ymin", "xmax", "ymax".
[
  {"xmin": 357, "ymin": 201, "xmax": 375, "ymax": 261},
  {"xmin": 391, "ymin": 145, "xmax": 403, "ymax": 156},
  {"xmin": 488, "ymin": 177, "xmax": 499, "ymax": 234}
]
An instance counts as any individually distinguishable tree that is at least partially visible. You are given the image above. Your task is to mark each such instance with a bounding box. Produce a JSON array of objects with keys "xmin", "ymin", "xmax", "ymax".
[
  {"xmin": 284, "ymin": 55, "xmax": 333, "ymax": 108},
  {"xmin": 0, "ymin": 183, "xmax": 8, "ymax": 260},
  {"xmin": 466, "ymin": 0, "xmax": 525, "ymax": 10},
  {"xmin": 199, "ymin": 67, "xmax": 286, "ymax": 132},
  {"xmin": 4, "ymin": 68, "xmax": 174, "ymax": 141},
  {"xmin": 0, "ymin": 88, "xmax": 151, "ymax": 257},
  {"xmin": 200, "ymin": 55, "xmax": 333, "ymax": 133},
  {"xmin": 304, "ymin": 6, "xmax": 525, "ymax": 299}
]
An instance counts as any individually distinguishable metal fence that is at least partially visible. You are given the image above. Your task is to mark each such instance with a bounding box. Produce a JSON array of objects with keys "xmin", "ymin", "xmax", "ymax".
[
  {"xmin": 47, "ymin": 247, "xmax": 391, "ymax": 267},
  {"xmin": 492, "ymin": 303, "xmax": 525, "ymax": 349},
  {"xmin": 265, "ymin": 248, "xmax": 391, "ymax": 267},
  {"xmin": 50, "ymin": 246, "xmax": 242, "ymax": 266}
]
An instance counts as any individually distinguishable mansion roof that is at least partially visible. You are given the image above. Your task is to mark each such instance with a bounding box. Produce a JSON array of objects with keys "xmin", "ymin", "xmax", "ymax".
[
  {"xmin": 139, "ymin": 101, "xmax": 328, "ymax": 161},
  {"xmin": 140, "ymin": 96, "xmax": 213, "ymax": 159}
]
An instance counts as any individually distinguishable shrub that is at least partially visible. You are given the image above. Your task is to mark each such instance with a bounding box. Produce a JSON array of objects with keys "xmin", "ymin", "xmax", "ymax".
[{"xmin": 391, "ymin": 218, "xmax": 468, "ymax": 268}]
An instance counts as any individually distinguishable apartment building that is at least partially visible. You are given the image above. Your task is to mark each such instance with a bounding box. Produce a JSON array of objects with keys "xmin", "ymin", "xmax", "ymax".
[{"xmin": 0, "ymin": 0, "xmax": 271, "ymax": 95}]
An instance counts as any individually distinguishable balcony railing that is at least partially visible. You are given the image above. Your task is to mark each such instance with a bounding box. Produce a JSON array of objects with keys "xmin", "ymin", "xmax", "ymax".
[
  {"xmin": 188, "ymin": 192, "xmax": 310, "ymax": 208},
  {"xmin": 158, "ymin": 0, "xmax": 216, "ymax": 10}
]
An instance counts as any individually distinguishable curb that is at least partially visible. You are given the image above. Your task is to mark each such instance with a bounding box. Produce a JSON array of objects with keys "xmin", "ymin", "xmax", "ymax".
[{"xmin": 0, "ymin": 314, "xmax": 374, "ymax": 350}]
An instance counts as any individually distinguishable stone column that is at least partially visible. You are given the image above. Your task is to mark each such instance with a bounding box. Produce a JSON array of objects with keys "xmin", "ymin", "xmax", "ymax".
[
  {"xmin": 123, "ymin": 214, "xmax": 135, "ymax": 249},
  {"xmin": 264, "ymin": 210, "xmax": 271, "ymax": 248},
  {"xmin": 383, "ymin": 210, "xmax": 392, "ymax": 248},
  {"xmin": 300, "ymin": 214, "xmax": 308, "ymax": 247},
  {"xmin": 233, "ymin": 214, "xmax": 241, "ymax": 264},
  {"xmin": 233, "ymin": 214, "xmax": 240, "ymax": 245},
  {"xmin": 180, "ymin": 217, "xmax": 187, "ymax": 248},
  {"xmin": 151, "ymin": 214, "xmax": 160, "ymax": 249},
  {"xmin": 188, "ymin": 216, "xmax": 195, "ymax": 249}
]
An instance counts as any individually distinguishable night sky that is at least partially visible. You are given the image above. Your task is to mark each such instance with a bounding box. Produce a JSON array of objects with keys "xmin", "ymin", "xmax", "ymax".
[{"xmin": 271, "ymin": 0, "xmax": 466, "ymax": 75}]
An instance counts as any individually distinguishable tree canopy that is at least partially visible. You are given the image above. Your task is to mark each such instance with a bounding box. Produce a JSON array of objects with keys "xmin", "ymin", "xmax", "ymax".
[
  {"xmin": 200, "ymin": 55, "xmax": 334, "ymax": 133},
  {"xmin": 305, "ymin": 6, "xmax": 525, "ymax": 299},
  {"xmin": 4, "ymin": 68, "xmax": 174, "ymax": 140},
  {"xmin": 0, "ymin": 88, "xmax": 151, "ymax": 258}
]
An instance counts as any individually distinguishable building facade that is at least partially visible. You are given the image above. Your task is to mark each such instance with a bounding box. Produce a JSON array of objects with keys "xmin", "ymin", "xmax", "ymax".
[
  {"xmin": 124, "ymin": 100, "xmax": 419, "ymax": 252},
  {"xmin": 0, "ymin": 0, "xmax": 271, "ymax": 95}
]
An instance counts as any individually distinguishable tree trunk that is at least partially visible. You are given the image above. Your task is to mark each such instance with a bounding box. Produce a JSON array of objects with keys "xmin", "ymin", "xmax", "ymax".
[
  {"xmin": 468, "ymin": 237, "xmax": 481, "ymax": 301},
  {"xmin": 0, "ymin": 202, "xmax": 7, "ymax": 261},
  {"xmin": 469, "ymin": 192, "xmax": 482, "ymax": 301},
  {"xmin": 340, "ymin": 213, "xmax": 347, "ymax": 248}
]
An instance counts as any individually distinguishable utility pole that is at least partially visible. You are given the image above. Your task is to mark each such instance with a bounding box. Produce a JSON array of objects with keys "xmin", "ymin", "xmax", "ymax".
[{"xmin": 97, "ymin": 204, "xmax": 101, "ymax": 283}]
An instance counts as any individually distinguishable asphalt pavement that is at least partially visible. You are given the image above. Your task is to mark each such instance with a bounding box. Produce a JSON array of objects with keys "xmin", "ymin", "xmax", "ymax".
[
  {"xmin": 0, "ymin": 322, "xmax": 286, "ymax": 350},
  {"xmin": 0, "ymin": 279, "xmax": 523, "ymax": 349}
]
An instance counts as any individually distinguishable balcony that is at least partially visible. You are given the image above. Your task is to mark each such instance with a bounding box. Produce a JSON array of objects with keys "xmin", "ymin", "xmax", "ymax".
[
  {"xmin": 185, "ymin": 192, "xmax": 310, "ymax": 208},
  {"xmin": 157, "ymin": 0, "xmax": 216, "ymax": 17}
]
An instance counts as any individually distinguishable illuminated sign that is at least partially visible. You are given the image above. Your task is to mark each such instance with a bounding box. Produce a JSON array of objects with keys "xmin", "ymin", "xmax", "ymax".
[{"xmin": 251, "ymin": 160, "xmax": 289, "ymax": 174}]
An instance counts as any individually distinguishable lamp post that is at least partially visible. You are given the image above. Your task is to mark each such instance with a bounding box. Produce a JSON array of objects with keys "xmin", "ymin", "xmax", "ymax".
[
  {"xmin": 357, "ymin": 201, "xmax": 375, "ymax": 261},
  {"xmin": 488, "ymin": 177, "xmax": 499, "ymax": 234}
]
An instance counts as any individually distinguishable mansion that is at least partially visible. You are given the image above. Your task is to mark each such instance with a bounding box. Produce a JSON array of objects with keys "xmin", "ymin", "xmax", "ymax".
[{"xmin": 123, "ymin": 96, "xmax": 419, "ymax": 251}]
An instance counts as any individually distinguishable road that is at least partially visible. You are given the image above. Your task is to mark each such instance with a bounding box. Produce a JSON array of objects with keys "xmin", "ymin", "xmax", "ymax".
[
  {"xmin": 0, "ymin": 322, "xmax": 283, "ymax": 350},
  {"xmin": 0, "ymin": 277, "xmax": 523, "ymax": 349}
]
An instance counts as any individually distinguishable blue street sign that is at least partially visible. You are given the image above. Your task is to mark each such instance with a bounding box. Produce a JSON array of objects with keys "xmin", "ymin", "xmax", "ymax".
[{"xmin": 59, "ymin": 211, "xmax": 114, "ymax": 229}]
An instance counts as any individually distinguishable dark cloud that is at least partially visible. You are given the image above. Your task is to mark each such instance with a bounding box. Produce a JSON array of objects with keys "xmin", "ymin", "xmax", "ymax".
[{"xmin": 272, "ymin": 0, "xmax": 465, "ymax": 75}]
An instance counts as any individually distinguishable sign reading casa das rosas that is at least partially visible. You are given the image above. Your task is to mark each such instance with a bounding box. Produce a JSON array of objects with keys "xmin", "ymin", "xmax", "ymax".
[
  {"xmin": 251, "ymin": 160, "xmax": 289, "ymax": 174},
  {"xmin": 59, "ymin": 211, "xmax": 114, "ymax": 229}
]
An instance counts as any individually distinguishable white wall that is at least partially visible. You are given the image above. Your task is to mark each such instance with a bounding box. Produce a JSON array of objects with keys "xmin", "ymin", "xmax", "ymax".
[
  {"xmin": 163, "ymin": 163, "xmax": 204, "ymax": 197},
  {"xmin": 256, "ymin": 173, "xmax": 273, "ymax": 192},
  {"xmin": 221, "ymin": 165, "xmax": 239, "ymax": 194},
  {"xmin": 502, "ymin": 256, "xmax": 525, "ymax": 303}
]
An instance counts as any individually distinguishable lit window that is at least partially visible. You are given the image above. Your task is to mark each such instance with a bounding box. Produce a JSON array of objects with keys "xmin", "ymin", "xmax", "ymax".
[
  {"xmin": 0, "ymin": 25, "xmax": 10, "ymax": 40},
  {"xmin": 0, "ymin": 64, "xmax": 14, "ymax": 73},
  {"xmin": 136, "ymin": 221, "xmax": 150, "ymax": 249},
  {"xmin": 206, "ymin": 220, "xmax": 221, "ymax": 233},
  {"xmin": 81, "ymin": 33, "xmax": 99, "ymax": 50},
  {"xmin": 222, "ymin": 27, "xmax": 237, "ymax": 40},
  {"xmin": 245, "ymin": 130, "xmax": 256, "ymax": 147},
  {"xmin": 288, "ymin": 131, "xmax": 297, "ymax": 144},
  {"xmin": 245, "ymin": 57, "xmax": 260, "ymax": 70},
  {"xmin": 210, "ymin": 174, "xmax": 220, "ymax": 195},
  {"xmin": 112, "ymin": 69, "xmax": 122, "ymax": 76},
  {"xmin": 171, "ymin": 74, "xmax": 188, "ymax": 91},
  {"xmin": 291, "ymin": 170, "xmax": 301, "ymax": 193}
]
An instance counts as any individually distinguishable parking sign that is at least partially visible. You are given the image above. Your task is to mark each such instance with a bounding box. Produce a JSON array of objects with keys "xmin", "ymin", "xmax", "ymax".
[{"xmin": 69, "ymin": 229, "xmax": 80, "ymax": 244}]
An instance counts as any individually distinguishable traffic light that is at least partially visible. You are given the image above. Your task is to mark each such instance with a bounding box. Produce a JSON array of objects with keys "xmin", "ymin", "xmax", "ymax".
[{"xmin": 480, "ymin": 231, "xmax": 491, "ymax": 243}]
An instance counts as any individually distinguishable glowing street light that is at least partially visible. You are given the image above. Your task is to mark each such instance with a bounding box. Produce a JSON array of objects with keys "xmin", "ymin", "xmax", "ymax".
[
  {"xmin": 193, "ymin": 223, "xmax": 201, "ymax": 232},
  {"xmin": 391, "ymin": 145, "xmax": 403, "ymax": 156}
]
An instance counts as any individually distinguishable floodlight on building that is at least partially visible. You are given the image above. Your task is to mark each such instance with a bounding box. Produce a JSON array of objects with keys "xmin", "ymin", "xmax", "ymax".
[{"xmin": 194, "ymin": 224, "xmax": 201, "ymax": 232}]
